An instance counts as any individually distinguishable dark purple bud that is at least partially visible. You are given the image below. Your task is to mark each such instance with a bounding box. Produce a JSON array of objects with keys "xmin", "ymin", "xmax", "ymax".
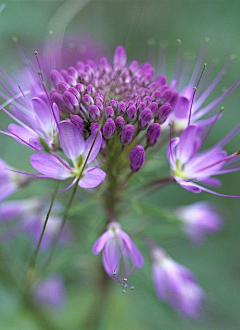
[
  {"xmin": 152, "ymin": 90, "xmax": 162, "ymax": 103},
  {"xmin": 50, "ymin": 70, "xmax": 64, "ymax": 89},
  {"xmin": 68, "ymin": 66, "xmax": 78, "ymax": 79},
  {"xmin": 138, "ymin": 102, "xmax": 146, "ymax": 112},
  {"xmin": 86, "ymin": 84, "xmax": 96, "ymax": 96},
  {"xmin": 105, "ymin": 106, "xmax": 114, "ymax": 118},
  {"xmin": 117, "ymin": 101, "xmax": 126, "ymax": 115},
  {"xmin": 120, "ymin": 124, "xmax": 134, "ymax": 146},
  {"xmin": 143, "ymin": 96, "xmax": 151, "ymax": 105},
  {"xmin": 95, "ymin": 96, "xmax": 104, "ymax": 103},
  {"xmin": 127, "ymin": 101, "xmax": 135, "ymax": 107},
  {"xmin": 129, "ymin": 145, "xmax": 145, "ymax": 172},
  {"xmin": 126, "ymin": 105, "xmax": 137, "ymax": 121},
  {"xmin": 68, "ymin": 87, "xmax": 80, "ymax": 100},
  {"xmin": 156, "ymin": 103, "xmax": 172, "ymax": 124},
  {"xmin": 82, "ymin": 94, "xmax": 94, "ymax": 106},
  {"xmin": 148, "ymin": 102, "xmax": 158, "ymax": 114},
  {"xmin": 114, "ymin": 45, "xmax": 127, "ymax": 68},
  {"xmin": 96, "ymin": 101, "xmax": 103, "ymax": 111},
  {"xmin": 161, "ymin": 89, "xmax": 172, "ymax": 102},
  {"xmin": 110, "ymin": 99, "xmax": 118, "ymax": 110},
  {"xmin": 51, "ymin": 92, "xmax": 66, "ymax": 111},
  {"xmin": 58, "ymin": 81, "xmax": 69, "ymax": 93},
  {"xmin": 89, "ymin": 105, "xmax": 100, "ymax": 122},
  {"xmin": 129, "ymin": 60, "xmax": 139, "ymax": 73},
  {"xmin": 91, "ymin": 122, "xmax": 99, "ymax": 133},
  {"xmin": 70, "ymin": 115, "xmax": 84, "ymax": 133},
  {"xmin": 103, "ymin": 118, "xmax": 116, "ymax": 139},
  {"xmin": 142, "ymin": 88, "xmax": 150, "ymax": 96},
  {"xmin": 75, "ymin": 83, "xmax": 86, "ymax": 95},
  {"xmin": 115, "ymin": 116, "xmax": 125, "ymax": 129},
  {"xmin": 63, "ymin": 91, "xmax": 79, "ymax": 112},
  {"xmin": 147, "ymin": 123, "xmax": 161, "ymax": 146},
  {"xmin": 155, "ymin": 74, "xmax": 167, "ymax": 86},
  {"xmin": 139, "ymin": 108, "xmax": 152, "ymax": 129},
  {"xmin": 60, "ymin": 69, "xmax": 68, "ymax": 80},
  {"xmin": 67, "ymin": 75, "xmax": 76, "ymax": 86},
  {"xmin": 149, "ymin": 82, "xmax": 157, "ymax": 93}
]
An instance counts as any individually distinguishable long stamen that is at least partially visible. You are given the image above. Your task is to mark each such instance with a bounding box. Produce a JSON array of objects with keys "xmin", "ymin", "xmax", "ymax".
[
  {"xmin": 173, "ymin": 39, "xmax": 181, "ymax": 82},
  {"xmin": 189, "ymin": 38, "xmax": 209, "ymax": 86},
  {"xmin": 188, "ymin": 63, "xmax": 206, "ymax": 126}
]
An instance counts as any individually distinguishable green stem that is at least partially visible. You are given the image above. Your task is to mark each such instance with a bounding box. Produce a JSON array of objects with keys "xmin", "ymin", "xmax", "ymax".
[
  {"xmin": 41, "ymin": 179, "xmax": 79, "ymax": 274},
  {"xmin": 25, "ymin": 181, "xmax": 59, "ymax": 283}
]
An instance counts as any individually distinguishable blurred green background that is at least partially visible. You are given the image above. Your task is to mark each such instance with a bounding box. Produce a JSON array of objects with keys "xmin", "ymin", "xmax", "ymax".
[{"xmin": 0, "ymin": 0, "xmax": 240, "ymax": 329}]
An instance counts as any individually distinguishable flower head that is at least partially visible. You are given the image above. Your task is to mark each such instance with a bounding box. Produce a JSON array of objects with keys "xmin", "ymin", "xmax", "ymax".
[
  {"xmin": 168, "ymin": 124, "xmax": 240, "ymax": 196},
  {"xmin": 151, "ymin": 247, "xmax": 205, "ymax": 318},
  {"xmin": 175, "ymin": 202, "xmax": 223, "ymax": 243},
  {"xmin": 92, "ymin": 221, "xmax": 144, "ymax": 290}
]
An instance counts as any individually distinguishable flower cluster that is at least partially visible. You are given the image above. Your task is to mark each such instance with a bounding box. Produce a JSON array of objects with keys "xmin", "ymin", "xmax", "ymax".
[{"xmin": 0, "ymin": 38, "xmax": 239, "ymax": 318}]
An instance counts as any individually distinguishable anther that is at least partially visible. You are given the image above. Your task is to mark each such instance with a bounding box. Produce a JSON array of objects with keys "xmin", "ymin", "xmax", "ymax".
[{"xmin": 34, "ymin": 51, "xmax": 38, "ymax": 56}]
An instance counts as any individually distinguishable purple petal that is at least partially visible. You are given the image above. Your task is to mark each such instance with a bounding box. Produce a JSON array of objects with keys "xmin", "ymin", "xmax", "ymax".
[
  {"xmin": 128, "ymin": 242, "xmax": 144, "ymax": 268},
  {"xmin": 83, "ymin": 131, "xmax": 102, "ymax": 164},
  {"xmin": 92, "ymin": 230, "xmax": 114, "ymax": 254},
  {"xmin": 32, "ymin": 97, "xmax": 52, "ymax": 131},
  {"xmin": 30, "ymin": 153, "xmax": 71, "ymax": 180},
  {"xmin": 8, "ymin": 123, "xmax": 37, "ymax": 143},
  {"xmin": 102, "ymin": 239, "xmax": 120, "ymax": 276},
  {"xmin": 78, "ymin": 167, "xmax": 106, "ymax": 189},
  {"xmin": 167, "ymin": 137, "xmax": 180, "ymax": 166},
  {"xmin": 176, "ymin": 125, "xmax": 199, "ymax": 164},
  {"xmin": 59, "ymin": 121, "xmax": 85, "ymax": 162},
  {"xmin": 173, "ymin": 97, "xmax": 189, "ymax": 119}
]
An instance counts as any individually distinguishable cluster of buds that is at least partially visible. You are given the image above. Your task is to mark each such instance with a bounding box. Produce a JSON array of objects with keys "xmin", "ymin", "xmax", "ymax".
[{"xmin": 49, "ymin": 46, "xmax": 174, "ymax": 172}]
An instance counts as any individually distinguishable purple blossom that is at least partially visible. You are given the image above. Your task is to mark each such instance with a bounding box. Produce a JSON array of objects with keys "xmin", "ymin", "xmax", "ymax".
[
  {"xmin": 92, "ymin": 222, "xmax": 144, "ymax": 289},
  {"xmin": 0, "ymin": 159, "xmax": 29, "ymax": 202},
  {"xmin": 175, "ymin": 202, "xmax": 223, "ymax": 243},
  {"xmin": 34, "ymin": 275, "xmax": 66, "ymax": 309},
  {"xmin": 151, "ymin": 247, "xmax": 205, "ymax": 318},
  {"xmin": 0, "ymin": 198, "xmax": 72, "ymax": 248},
  {"xmin": 165, "ymin": 41, "xmax": 240, "ymax": 131},
  {"xmin": 30, "ymin": 122, "xmax": 106, "ymax": 189},
  {"xmin": 167, "ymin": 124, "xmax": 240, "ymax": 196}
]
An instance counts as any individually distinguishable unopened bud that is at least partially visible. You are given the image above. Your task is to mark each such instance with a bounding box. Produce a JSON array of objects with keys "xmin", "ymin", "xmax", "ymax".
[
  {"xmin": 89, "ymin": 105, "xmax": 100, "ymax": 122},
  {"xmin": 114, "ymin": 45, "xmax": 127, "ymax": 68},
  {"xmin": 51, "ymin": 92, "xmax": 66, "ymax": 112},
  {"xmin": 129, "ymin": 145, "xmax": 145, "ymax": 172},
  {"xmin": 115, "ymin": 116, "xmax": 125, "ymax": 129},
  {"xmin": 120, "ymin": 124, "xmax": 134, "ymax": 146},
  {"xmin": 117, "ymin": 101, "xmax": 126, "ymax": 115},
  {"xmin": 105, "ymin": 106, "xmax": 114, "ymax": 118},
  {"xmin": 70, "ymin": 115, "xmax": 84, "ymax": 133},
  {"xmin": 147, "ymin": 123, "xmax": 161, "ymax": 146},
  {"xmin": 156, "ymin": 103, "xmax": 172, "ymax": 124},
  {"xmin": 126, "ymin": 105, "xmax": 137, "ymax": 121},
  {"xmin": 82, "ymin": 94, "xmax": 94, "ymax": 106},
  {"xmin": 103, "ymin": 118, "xmax": 116, "ymax": 139},
  {"xmin": 63, "ymin": 91, "xmax": 79, "ymax": 112},
  {"xmin": 50, "ymin": 70, "xmax": 64, "ymax": 89},
  {"xmin": 139, "ymin": 108, "xmax": 152, "ymax": 129}
]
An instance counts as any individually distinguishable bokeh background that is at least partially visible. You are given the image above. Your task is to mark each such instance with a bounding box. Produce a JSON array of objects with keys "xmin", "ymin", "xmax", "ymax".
[{"xmin": 0, "ymin": 0, "xmax": 240, "ymax": 329}]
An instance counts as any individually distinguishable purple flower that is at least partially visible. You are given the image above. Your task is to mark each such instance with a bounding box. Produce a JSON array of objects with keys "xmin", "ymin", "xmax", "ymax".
[
  {"xmin": 167, "ymin": 124, "xmax": 240, "ymax": 196},
  {"xmin": 151, "ymin": 247, "xmax": 205, "ymax": 318},
  {"xmin": 175, "ymin": 202, "xmax": 223, "ymax": 243},
  {"xmin": 0, "ymin": 198, "xmax": 72, "ymax": 248},
  {"xmin": 34, "ymin": 275, "xmax": 66, "ymax": 309},
  {"xmin": 92, "ymin": 222, "xmax": 144, "ymax": 289},
  {"xmin": 30, "ymin": 121, "xmax": 106, "ymax": 189},
  {"xmin": 166, "ymin": 41, "xmax": 240, "ymax": 131},
  {"xmin": 0, "ymin": 159, "xmax": 29, "ymax": 202}
]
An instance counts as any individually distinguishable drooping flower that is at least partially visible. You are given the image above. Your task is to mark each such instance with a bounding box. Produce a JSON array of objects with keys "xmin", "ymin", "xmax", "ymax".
[
  {"xmin": 33, "ymin": 275, "xmax": 66, "ymax": 309},
  {"xmin": 0, "ymin": 198, "xmax": 72, "ymax": 248},
  {"xmin": 30, "ymin": 121, "xmax": 106, "ymax": 189},
  {"xmin": 151, "ymin": 247, "xmax": 205, "ymax": 318},
  {"xmin": 0, "ymin": 158, "xmax": 30, "ymax": 202},
  {"xmin": 168, "ymin": 124, "xmax": 240, "ymax": 196},
  {"xmin": 175, "ymin": 202, "xmax": 223, "ymax": 243},
  {"xmin": 92, "ymin": 221, "xmax": 144, "ymax": 290}
]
